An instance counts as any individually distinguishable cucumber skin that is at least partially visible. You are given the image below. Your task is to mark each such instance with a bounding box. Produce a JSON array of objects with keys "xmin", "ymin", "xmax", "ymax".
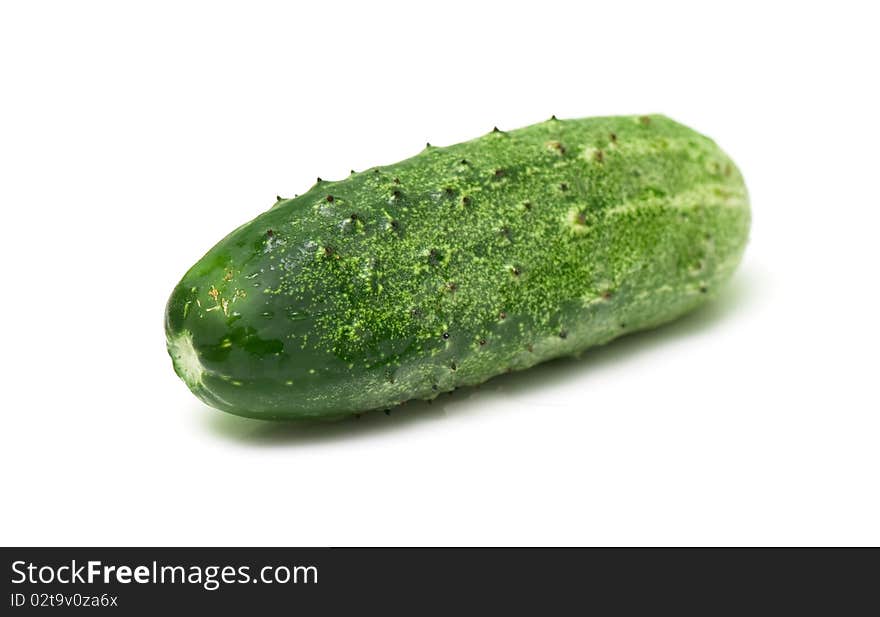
[{"xmin": 165, "ymin": 115, "xmax": 750, "ymax": 420}]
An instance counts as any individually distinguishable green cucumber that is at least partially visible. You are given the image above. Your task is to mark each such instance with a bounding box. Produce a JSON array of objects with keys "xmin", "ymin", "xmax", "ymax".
[{"xmin": 165, "ymin": 114, "xmax": 750, "ymax": 420}]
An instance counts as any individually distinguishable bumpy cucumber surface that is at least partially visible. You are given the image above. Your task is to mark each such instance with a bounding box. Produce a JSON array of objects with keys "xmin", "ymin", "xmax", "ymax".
[{"xmin": 166, "ymin": 115, "xmax": 750, "ymax": 419}]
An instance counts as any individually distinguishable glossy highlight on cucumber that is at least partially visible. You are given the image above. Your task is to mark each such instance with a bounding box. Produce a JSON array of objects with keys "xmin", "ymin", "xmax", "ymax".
[{"xmin": 165, "ymin": 115, "xmax": 750, "ymax": 419}]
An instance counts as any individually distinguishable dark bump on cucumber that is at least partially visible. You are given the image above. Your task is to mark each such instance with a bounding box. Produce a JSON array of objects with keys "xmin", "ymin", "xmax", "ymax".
[{"xmin": 547, "ymin": 141, "xmax": 566, "ymax": 155}]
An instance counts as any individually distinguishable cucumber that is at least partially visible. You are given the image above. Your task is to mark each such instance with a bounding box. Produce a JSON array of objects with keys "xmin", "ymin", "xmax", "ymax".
[{"xmin": 165, "ymin": 114, "xmax": 750, "ymax": 420}]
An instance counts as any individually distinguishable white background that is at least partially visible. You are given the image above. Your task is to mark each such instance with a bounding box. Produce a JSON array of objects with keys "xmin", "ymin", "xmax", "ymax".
[{"xmin": 1, "ymin": 1, "xmax": 877, "ymax": 546}]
